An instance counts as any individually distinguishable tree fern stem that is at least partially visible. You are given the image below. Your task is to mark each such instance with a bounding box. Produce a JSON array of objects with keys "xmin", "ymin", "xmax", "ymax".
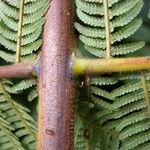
[
  {"xmin": 73, "ymin": 57, "xmax": 150, "ymax": 75},
  {"xmin": 0, "ymin": 63, "xmax": 37, "ymax": 78},
  {"xmin": 141, "ymin": 74, "xmax": 150, "ymax": 113},
  {"xmin": 38, "ymin": 0, "xmax": 75, "ymax": 149},
  {"xmin": 16, "ymin": 0, "xmax": 25, "ymax": 63},
  {"xmin": 103, "ymin": 0, "xmax": 112, "ymax": 58}
]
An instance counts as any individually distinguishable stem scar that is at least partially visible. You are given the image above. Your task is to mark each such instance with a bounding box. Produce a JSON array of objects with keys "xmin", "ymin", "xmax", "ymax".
[{"xmin": 45, "ymin": 129, "xmax": 55, "ymax": 136}]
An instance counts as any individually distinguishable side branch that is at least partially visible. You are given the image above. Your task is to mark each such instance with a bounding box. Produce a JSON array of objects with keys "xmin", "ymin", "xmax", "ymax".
[
  {"xmin": 0, "ymin": 63, "xmax": 37, "ymax": 78},
  {"xmin": 74, "ymin": 57, "xmax": 150, "ymax": 76}
]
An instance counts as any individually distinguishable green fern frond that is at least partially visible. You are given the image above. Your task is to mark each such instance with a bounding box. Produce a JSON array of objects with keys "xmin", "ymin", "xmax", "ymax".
[
  {"xmin": 119, "ymin": 119, "xmax": 150, "ymax": 140},
  {"xmin": 75, "ymin": 0, "xmax": 144, "ymax": 57},
  {"xmin": 75, "ymin": 0, "xmax": 150, "ymax": 149},
  {"xmin": 4, "ymin": 79, "xmax": 37, "ymax": 94},
  {"xmin": 0, "ymin": 0, "xmax": 48, "ymax": 62},
  {"xmin": 0, "ymin": 50, "xmax": 37, "ymax": 63},
  {"xmin": 0, "ymin": 81, "xmax": 37, "ymax": 150},
  {"xmin": 91, "ymin": 76, "xmax": 118, "ymax": 85},
  {"xmin": 0, "ymin": 113, "xmax": 25, "ymax": 150},
  {"xmin": 74, "ymin": 115, "xmax": 102, "ymax": 150},
  {"xmin": 28, "ymin": 87, "xmax": 38, "ymax": 102}
]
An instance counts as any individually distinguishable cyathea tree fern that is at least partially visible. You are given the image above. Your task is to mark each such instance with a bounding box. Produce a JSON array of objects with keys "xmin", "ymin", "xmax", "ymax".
[
  {"xmin": 0, "ymin": 0, "xmax": 150, "ymax": 149},
  {"xmin": 74, "ymin": 0, "xmax": 150, "ymax": 149}
]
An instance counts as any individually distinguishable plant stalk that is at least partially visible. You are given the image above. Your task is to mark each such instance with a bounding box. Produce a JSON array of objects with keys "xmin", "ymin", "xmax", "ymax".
[
  {"xmin": 103, "ymin": 0, "xmax": 112, "ymax": 58},
  {"xmin": 38, "ymin": 0, "xmax": 75, "ymax": 149},
  {"xmin": 1, "ymin": 57, "xmax": 150, "ymax": 78},
  {"xmin": 74, "ymin": 57, "xmax": 150, "ymax": 76},
  {"xmin": 1, "ymin": 56, "xmax": 150, "ymax": 78},
  {"xmin": 0, "ymin": 63, "xmax": 37, "ymax": 78},
  {"xmin": 16, "ymin": 0, "xmax": 25, "ymax": 63}
]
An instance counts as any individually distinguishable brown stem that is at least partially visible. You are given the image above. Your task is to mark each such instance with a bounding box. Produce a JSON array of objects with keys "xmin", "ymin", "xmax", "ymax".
[
  {"xmin": 38, "ymin": 0, "xmax": 75, "ymax": 150},
  {"xmin": 0, "ymin": 63, "xmax": 37, "ymax": 78}
]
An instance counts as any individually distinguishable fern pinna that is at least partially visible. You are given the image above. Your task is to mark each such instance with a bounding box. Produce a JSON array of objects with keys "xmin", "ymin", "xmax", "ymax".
[
  {"xmin": 0, "ymin": 0, "xmax": 48, "ymax": 149},
  {"xmin": 75, "ymin": 0, "xmax": 150, "ymax": 149}
]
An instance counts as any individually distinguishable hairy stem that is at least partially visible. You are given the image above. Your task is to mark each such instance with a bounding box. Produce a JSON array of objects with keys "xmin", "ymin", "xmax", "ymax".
[
  {"xmin": 74, "ymin": 57, "xmax": 150, "ymax": 75},
  {"xmin": 1, "ymin": 57, "xmax": 150, "ymax": 79},
  {"xmin": 16, "ymin": 0, "xmax": 25, "ymax": 63},
  {"xmin": 0, "ymin": 63, "xmax": 37, "ymax": 78},
  {"xmin": 38, "ymin": 0, "xmax": 75, "ymax": 149},
  {"xmin": 103, "ymin": 0, "xmax": 111, "ymax": 58}
]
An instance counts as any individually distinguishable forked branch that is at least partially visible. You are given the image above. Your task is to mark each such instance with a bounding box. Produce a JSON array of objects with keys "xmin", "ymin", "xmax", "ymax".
[{"xmin": 1, "ymin": 57, "xmax": 150, "ymax": 78}]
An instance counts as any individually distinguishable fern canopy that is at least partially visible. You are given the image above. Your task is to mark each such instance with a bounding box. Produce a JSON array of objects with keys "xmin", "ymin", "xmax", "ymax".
[
  {"xmin": 0, "ymin": 0, "xmax": 150, "ymax": 150},
  {"xmin": 75, "ymin": 0, "xmax": 150, "ymax": 149},
  {"xmin": 75, "ymin": 0, "xmax": 145, "ymax": 58},
  {"xmin": 0, "ymin": 0, "xmax": 47, "ymax": 62}
]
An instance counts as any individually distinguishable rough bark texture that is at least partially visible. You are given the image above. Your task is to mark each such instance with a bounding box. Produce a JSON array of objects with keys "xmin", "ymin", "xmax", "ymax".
[{"xmin": 38, "ymin": 0, "xmax": 75, "ymax": 149}]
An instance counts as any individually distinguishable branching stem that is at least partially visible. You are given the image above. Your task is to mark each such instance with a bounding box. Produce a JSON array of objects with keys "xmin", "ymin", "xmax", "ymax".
[{"xmin": 1, "ymin": 57, "xmax": 150, "ymax": 78}]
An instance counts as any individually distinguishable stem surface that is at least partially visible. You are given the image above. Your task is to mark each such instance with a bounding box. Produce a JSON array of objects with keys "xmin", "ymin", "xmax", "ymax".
[
  {"xmin": 38, "ymin": 0, "xmax": 75, "ymax": 149},
  {"xmin": 0, "ymin": 63, "xmax": 36, "ymax": 78},
  {"xmin": 74, "ymin": 57, "xmax": 150, "ymax": 75}
]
